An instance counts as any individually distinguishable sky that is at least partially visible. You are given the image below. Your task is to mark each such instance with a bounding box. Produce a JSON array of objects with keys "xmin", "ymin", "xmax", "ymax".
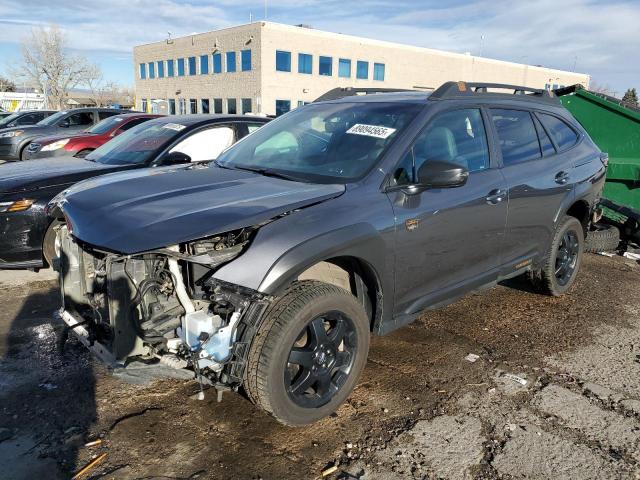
[{"xmin": 0, "ymin": 0, "xmax": 638, "ymax": 96}]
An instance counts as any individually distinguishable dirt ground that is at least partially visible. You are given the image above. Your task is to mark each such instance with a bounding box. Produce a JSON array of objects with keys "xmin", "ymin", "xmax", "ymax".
[{"xmin": 1, "ymin": 253, "xmax": 639, "ymax": 480}]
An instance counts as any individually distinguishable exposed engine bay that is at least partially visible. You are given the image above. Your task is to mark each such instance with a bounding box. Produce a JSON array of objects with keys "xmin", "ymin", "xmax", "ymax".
[{"xmin": 57, "ymin": 224, "xmax": 270, "ymax": 392}]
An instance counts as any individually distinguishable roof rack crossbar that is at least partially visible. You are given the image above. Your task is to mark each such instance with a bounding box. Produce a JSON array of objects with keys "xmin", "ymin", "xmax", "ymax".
[
  {"xmin": 430, "ymin": 81, "xmax": 559, "ymax": 104},
  {"xmin": 313, "ymin": 87, "xmax": 417, "ymax": 103}
]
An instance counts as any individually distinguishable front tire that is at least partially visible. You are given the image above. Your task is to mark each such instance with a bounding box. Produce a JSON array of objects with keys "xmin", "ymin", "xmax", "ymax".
[
  {"xmin": 528, "ymin": 215, "xmax": 584, "ymax": 296},
  {"xmin": 244, "ymin": 280, "xmax": 370, "ymax": 425}
]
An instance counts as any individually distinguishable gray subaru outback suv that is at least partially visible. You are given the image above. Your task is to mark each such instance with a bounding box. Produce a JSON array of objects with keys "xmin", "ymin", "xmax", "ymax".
[{"xmin": 50, "ymin": 81, "xmax": 606, "ymax": 425}]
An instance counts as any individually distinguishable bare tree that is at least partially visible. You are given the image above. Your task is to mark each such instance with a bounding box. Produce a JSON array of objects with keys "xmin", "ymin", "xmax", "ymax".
[
  {"xmin": 589, "ymin": 80, "xmax": 616, "ymax": 97},
  {"xmin": 0, "ymin": 76, "xmax": 16, "ymax": 92},
  {"xmin": 12, "ymin": 25, "xmax": 96, "ymax": 109}
]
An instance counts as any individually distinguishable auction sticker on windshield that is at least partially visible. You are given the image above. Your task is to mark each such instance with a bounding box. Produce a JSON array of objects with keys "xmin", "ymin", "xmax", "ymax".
[
  {"xmin": 162, "ymin": 123, "xmax": 186, "ymax": 131},
  {"xmin": 346, "ymin": 123, "xmax": 396, "ymax": 139}
]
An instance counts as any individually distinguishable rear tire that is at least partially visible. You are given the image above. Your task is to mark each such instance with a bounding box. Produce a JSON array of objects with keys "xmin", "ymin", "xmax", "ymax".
[
  {"xmin": 584, "ymin": 224, "xmax": 620, "ymax": 253},
  {"xmin": 528, "ymin": 215, "xmax": 584, "ymax": 296},
  {"xmin": 244, "ymin": 280, "xmax": 369, "ymax": 426}
]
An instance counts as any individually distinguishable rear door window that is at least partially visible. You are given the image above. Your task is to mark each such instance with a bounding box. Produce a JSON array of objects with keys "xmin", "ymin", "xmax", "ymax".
[
  {"xmin": 119, "ymin": 117, "xmax": 152, "ymax": 132},
  {"xmin": 98, "ymin": 111, "xmax": 119, "ymax": 121},
  {"xmin": 490, "ymin": 109, "xmax": 541, "ymax": 166},
  {"xmin": 15, "ymin": 113, "xmax": 40, "ymax": 125},
  {"xmin": 538, "ymin": 113, "xmax": 579, "ymax": 151},
  {"xmin": 65, "ymin": 112, "xmax": 94, "ymax": 127}
]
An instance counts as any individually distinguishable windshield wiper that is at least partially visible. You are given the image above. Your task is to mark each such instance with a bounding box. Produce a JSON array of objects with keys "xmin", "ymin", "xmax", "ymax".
[{"xmin": 232, "ymin": 165, "xmax": 309, "ymax": 182}]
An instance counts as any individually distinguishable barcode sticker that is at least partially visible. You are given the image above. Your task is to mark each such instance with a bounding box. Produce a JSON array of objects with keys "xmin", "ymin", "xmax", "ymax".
[{"xmin": 346, "ymin": 123, "xmax": 396, "ymax": 139}]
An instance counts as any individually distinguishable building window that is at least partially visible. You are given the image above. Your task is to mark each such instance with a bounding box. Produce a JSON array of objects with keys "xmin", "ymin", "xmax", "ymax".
[
  {"xmin": 167, "ymin": 60, "xmax": 174, "ymax": 77},
  {"xmin": 297, "ymin": 100, "xmax": 309, "ymax": 107},
  {"xmin": 213, "ymin": 98, "xmax": 223, "ymax": 114},
  {"xmin": 242, "ymin": 98, "xmax": 252, "ymax": 114},
  {"xmin": 276, "ymin": 50, "xmax": 291, "ymax": 72},
  {"xmin": 141, "ymin": 98, "xmax": 148, "ymax": 112},
  {"xmin": 338, "ymin": 58, "xmax": 351, "ymax": 78},
  {"xmin": 298, "ymin": 53, "xmax": 312, "ymax": 74},
  {"xmin": 356, "ymin": 61, "xmax": 369, "ymax": 79},
  {"xmin": 189, "ymin": 98, "xmax": 197, "ymax": 114},
  {"xmin": 148, "ymin": 62, "xmax": 155, "ymax": 79},
  {"xmin": 213, "ymin": 53, "xmax": 222, "ymax": 74},
  {"xmin": 200, "ymin": 55, "xmax": 209, "ymax": 75},
  {"xmin": 139, "ymin": 63, "xmax": 147, "ymax": 79},
  {"xmin": 373, "ymin": 63, "xmax": 385, "ymax": 81},
  {"xmin": 227, "ymin": 98, "xmax": 237, "ymax": 114},
  {"xmin": 201, "ymin": 99, "xmax": 210, "ymax": 114},
  {"xmin": 319, "ymin": 56, "xmax": 332, "ymax": 76},
  {"xmin": 157, "ymin": 61, "xmax": 165, "ymax": 78},
  {"xmin": 177, "ymin": 58, "xmax": 185, "ymax": 76},
  {"xmin": 275, "ymin": 100, "xmax": 291, "ymax": 117},
  {"xmin": 169, "ymin": 99, "xmax": 176, "ymax": 115},
  {"xmin": 241, "ymin": 49, "xmax": 251, "ymax": 71},
  {"xmin": 188, "ymin": 56, "xmax": 196, "ymax": 76},
  {"xmin": 178, "ymin": 98, "xmax": 186, "ymax": 114},
  {"xmin": 226, "ymin": 52, "xmax": 236, "ymax": 73}
]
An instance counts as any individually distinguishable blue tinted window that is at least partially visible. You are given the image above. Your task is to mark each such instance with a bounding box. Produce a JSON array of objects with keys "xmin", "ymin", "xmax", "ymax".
[
  {"xmin": 356, "ymin": 61, "xmax": 368, "ymax": 79},
  {"xmin": 188, "ymin": 56, "xmax": 196, "ymax": 75},
  {"xmin": 338, "ymin": 58, "xmax": 351, "ymax": 78},
  {"xmin": 200, "ymin": 55, "xmax": 209, "ymax": 74},
  {"xmin": 226, "ymin": 52, "xmax": 236, "ymax": 72},
  {"xmin": 491, "ymin": 109, "xmax": 542, "ymax": 165},
  {"xmin": 298, "ymin": 53, "xmax": 312, "ymax": 74},
  {"xmin": 139, "ymin": 63, "xmax": 146, "ymax": 79},
  {"xmin": 177, "ymin": 58, "xmax": 185, "ymax": 76},
  {"xmin": 167, "ymin": 60, "xmax": 174, "ymax": 77},
  {"xmin": 148, "ymin": 62, "xmax": 155, "ymax": 79},
  {"xmin": 213, "ymin": 53, "xmax": 222, "ymax": 73},
  {"xmin": 241, "ymin": 49, "xmax": 251, "ymax": 71},
  {"xmin": 157, "ymin": 61, "xmax": 164, "ymax": 78},
  {"xmin": 319, "ymin": 56, "xmax": 332, "ymax": 76},
  {"xmin": 275, "ymin": 100, "xmax": 291, "ymax": 116},
  {"xmin": 276, "ymin": 50, "xmax": 291, "ymax": 72},
  {"xmin": 373, "ymin": 63, "xmax": 385, "ymax": 81},
  {"xmin": 538, "ymin": 113, "xmax": 579, "ymax": 151}
]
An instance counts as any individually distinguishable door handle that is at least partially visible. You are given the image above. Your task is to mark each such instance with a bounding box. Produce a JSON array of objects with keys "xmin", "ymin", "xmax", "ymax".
[
  {"xmin": 486, "ymin": 189, "xmax": 506, "ymax": 205},
  {"xmin": 555, "ymin": 171, "xmax": 570, "ymax": 184}
]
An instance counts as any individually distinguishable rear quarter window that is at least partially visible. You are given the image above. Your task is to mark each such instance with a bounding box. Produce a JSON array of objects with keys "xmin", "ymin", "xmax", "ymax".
[{"xmin": 538, "ymin": 113, "xmax": 579, "ymax": 151}]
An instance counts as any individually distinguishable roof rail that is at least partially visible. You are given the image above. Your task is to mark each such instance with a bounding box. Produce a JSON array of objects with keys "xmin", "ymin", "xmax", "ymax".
[
  {"xmin": 430, "ymin": 81, "xmax": 560, "ymax": 104},
  {"xmin": 313, "ymin": 87, "xmax": 416, "ymax": 103}
]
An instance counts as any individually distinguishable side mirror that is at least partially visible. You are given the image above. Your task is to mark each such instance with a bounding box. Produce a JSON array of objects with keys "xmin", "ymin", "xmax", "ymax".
[
  {"xmin": 416, "ymin": 160, "xmax": 469, "ymax": 189},
  {"xmin": 59, "ymin": 119, "xmax": 70, "ymax": 128},
  {"xmin": 161, "ymin": 151, "xmax": 191, "ymax": 165}
]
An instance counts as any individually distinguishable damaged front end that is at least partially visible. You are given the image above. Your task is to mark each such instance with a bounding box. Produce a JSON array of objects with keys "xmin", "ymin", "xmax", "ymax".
[{"xmin": 57, "ymin": 224, "xmax": 270, "ymax": 390}]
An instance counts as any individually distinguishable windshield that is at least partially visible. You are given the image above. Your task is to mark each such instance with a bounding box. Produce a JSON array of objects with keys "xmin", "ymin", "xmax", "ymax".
[
  {"xmin": 216, "ymin": 102, "xmax": 421, "ymax": 183},
  {"xmin": 85, "ymin": 120, "xmax": 185, "ymax": 165},
  {"xmin": 38, "ymin": 110, "xmax": 68, "ymax": 126},
  {"xmin": 87, "ymin": 116, "xmax": 127, "ymax": 135}
]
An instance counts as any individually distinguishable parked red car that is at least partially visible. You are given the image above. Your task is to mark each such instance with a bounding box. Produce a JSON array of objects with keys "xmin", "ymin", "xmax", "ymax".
[{"xmin": 24, "ymin": 113, "xmax": 163, "ymax": 159}]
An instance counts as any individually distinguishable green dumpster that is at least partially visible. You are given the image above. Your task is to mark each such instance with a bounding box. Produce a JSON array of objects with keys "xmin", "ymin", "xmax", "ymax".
[{"xmin": 558, "ymin": 85, "xmax": 640, "ymax": 240}]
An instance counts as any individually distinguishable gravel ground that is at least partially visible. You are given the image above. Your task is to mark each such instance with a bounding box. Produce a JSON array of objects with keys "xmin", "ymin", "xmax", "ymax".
[{"xmin": 0, "ymin": 253, "xmax": 639, "ymax": 479}]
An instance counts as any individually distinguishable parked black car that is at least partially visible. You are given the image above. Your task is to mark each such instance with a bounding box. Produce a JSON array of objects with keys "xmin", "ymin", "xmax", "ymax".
[
  {"xmin": 0, "ymin": 107, "xmax": 125, "ymax": 161},
  {"xmin": 51, "ymin": 82, "xmax": 606, "ymax": 425},
  {"xmin": 0, "ymin": 114, "xmax": 269, "ymax": 269},
  {"xmin": 0, "ymin": 109, "xmax": 56, "ymax": 131}
]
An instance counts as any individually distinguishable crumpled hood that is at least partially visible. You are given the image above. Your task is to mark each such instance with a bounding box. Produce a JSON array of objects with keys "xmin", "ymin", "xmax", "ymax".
[
  {"xmin": 59, "ymin": 165, "xmax": 345, "ymax": 254},
  {"xmin": 0, "ymin": 157, "xmax": 120, "ymax": 194}
]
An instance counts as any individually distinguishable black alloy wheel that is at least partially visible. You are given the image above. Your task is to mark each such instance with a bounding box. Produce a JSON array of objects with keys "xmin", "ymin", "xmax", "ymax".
[
  {"xmin": 555, "ymin": 230, "xmax": 579, "ymax": 286},
  {"xmin": 285, "ymin": 311, "xmax": 357, "ymax": 408}
]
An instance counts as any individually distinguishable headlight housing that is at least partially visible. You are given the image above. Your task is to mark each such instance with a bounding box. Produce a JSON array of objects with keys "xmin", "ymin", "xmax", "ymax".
[
  {"xmin": 41, "ymin": 139, "xmax": 70, "ymax": 151},
  {"xmin": 0, "ymin": 130, "xmax": 24, "ymax": 138},
  {"xmin": 0, "ymin": 199, "xmax": 35, "ymax": 213}
]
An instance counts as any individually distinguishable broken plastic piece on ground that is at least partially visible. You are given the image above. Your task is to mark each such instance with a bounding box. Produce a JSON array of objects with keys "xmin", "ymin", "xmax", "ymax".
[
  {"xmin": 502, "ymin": 373, "xmax": 528, "ymax": 386},
  {"xmin": 465, "ymin": 353, "xmax": 480, "ymax": 363},
  {"xmin": 623, "ymin": 252, "xmax": 640, "ymax": 260},
  {"xmin": 322, "ymin": 464, "xmax": 339, "ymax": 477},
  {"xmin": 84, "ymin": 439, "xmax": 102, "ymax": 447},
  {"xmin": 71, "ymin": 453, "xmax": 107, "ymax": 480},
  {"xmin": 596, "ymin": 251, "xmax": 616, "ymax": 257}
]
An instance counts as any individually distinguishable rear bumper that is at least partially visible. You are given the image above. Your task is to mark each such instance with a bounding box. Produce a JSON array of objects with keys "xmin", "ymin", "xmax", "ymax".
[{"xmin": 59, "ymin": 308, "xmax": 118, "ymax": 366}]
